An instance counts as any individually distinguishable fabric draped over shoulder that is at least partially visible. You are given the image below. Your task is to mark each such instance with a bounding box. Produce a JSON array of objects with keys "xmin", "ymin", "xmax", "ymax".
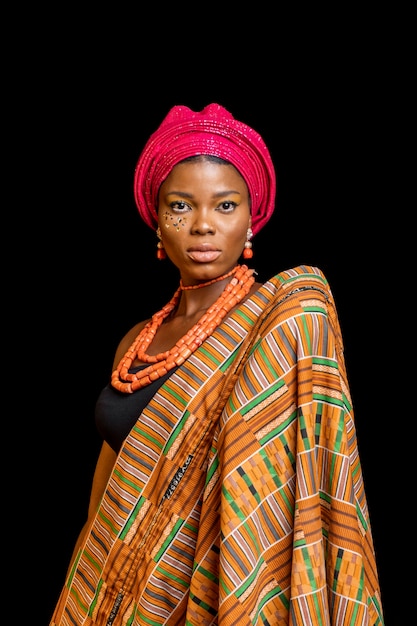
[{"xmin": 50, "ymin": 265, "xmax": 384, "ymax": 626}]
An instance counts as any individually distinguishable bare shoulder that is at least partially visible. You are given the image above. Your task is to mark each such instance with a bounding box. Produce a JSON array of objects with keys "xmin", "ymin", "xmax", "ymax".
[{"xmin": 112, "ymin": 318, "xmax": 150, "ymax": 369}]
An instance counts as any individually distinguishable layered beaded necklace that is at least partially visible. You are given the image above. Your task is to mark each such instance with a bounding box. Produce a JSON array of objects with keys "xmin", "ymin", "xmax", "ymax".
[{"xmin": 111, "ymin": 264, "xmax": 255, "ymax": 393}]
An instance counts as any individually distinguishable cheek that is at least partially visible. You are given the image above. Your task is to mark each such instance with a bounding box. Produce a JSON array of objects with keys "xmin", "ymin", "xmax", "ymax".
[
  {"xmin": 159, "ymin": 211, "xmax": 189, "ymax": 231},
  {"xmin": 224, "ymin": 221, "xmax": 248, "ymax": 242},
  {"xmin": 159, "ymin": 222, "xmax": 188, "ymax": 250}
]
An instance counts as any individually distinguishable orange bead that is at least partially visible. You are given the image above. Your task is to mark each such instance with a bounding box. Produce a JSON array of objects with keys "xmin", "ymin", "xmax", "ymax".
[{"xmin": 112, "ymin": 265, "xmax": 255, "ymax": 393}]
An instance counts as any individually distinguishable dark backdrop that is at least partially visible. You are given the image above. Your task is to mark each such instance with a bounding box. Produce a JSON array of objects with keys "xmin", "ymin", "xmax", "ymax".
[{"xmin": 21, "ymin": 50, "xmax": 394, "ymax": 624}]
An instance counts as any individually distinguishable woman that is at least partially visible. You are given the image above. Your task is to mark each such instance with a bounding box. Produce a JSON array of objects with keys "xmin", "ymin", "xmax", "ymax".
[{"xmin": 50, "ymin": 104, "xmax": 384, "ymax": 625}]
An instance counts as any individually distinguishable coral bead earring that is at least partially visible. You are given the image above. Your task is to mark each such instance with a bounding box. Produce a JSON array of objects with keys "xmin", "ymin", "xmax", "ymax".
[
  {"xmin": 156, "ymin": 227, "xmax": 166, "ymax": 260},
  {"xmin": 243, "ymin": 227, "xmax": 253, "ymax": 259}
]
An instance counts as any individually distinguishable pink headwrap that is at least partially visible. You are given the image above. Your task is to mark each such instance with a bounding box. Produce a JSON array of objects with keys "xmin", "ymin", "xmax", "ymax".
[{"xmin": 133, "ymin": 104, "xmax": 276, "ymax": 236}]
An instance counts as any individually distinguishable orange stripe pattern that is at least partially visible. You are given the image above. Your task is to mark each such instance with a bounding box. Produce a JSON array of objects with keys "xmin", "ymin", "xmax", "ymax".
[{"xmin": 51, "ymin": 266, "xmax": 384, "ymax": 625}]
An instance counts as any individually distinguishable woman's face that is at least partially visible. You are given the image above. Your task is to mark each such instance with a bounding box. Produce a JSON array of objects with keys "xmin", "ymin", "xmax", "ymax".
[{"xmin": 157, "ymin": 159, "xmax": 251, "ymax": 284}]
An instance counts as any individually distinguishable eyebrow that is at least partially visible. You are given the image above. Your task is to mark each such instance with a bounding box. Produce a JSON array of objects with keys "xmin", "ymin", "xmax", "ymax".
[{"xmin": 165, "ymin": 190, "xmax": 242, "ymax": 199}]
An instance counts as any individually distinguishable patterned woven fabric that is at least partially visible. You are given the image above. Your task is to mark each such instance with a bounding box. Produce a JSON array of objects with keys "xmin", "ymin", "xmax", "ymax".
[{"xmin": 50, "ymin": 266, "xmax": 384, "ymax": 625}]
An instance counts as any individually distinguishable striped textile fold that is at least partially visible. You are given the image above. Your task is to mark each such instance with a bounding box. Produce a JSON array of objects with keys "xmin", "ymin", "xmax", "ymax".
[{"xmin": 50, "ymin": 265, "xmax": 384, "ymax": 625}]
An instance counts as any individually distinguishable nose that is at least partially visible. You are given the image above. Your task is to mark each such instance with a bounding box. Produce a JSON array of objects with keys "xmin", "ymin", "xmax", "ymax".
[{"xmin": 190, "ymin": 208, "xmax": 215, "ymax": 234}]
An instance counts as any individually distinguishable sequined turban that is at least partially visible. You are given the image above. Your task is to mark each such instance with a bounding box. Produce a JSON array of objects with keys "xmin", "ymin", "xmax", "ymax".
[{"xmin": 133, "ymin": 104, "xmax": 276, "ymax": 236}]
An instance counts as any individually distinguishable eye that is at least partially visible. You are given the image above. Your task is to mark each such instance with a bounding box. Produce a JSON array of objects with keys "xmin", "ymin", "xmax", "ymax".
[
  {"xmin": 217, "ymin": 201, "xmax": 237, "ymax": 213},
  {"xmin": 170, "ymin": 201, "xmax": 191, "ymax": 213}
]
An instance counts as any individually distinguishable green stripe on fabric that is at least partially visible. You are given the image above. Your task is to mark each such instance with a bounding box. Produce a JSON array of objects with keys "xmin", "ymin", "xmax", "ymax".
[
  {"xmin": 188, "ymin": 592, "xmax": 217, "ymax": 615},
  {"xmin": 77, "ymin": 546, "xmax": 101, "ymax": 576},
  {"xmin": 300, "ymin": 313, "xmax": 312, "ymax": 353},
  {"xmin": 97, "ymin": 509, "xmax": 119, "ymax": 536},
  {"xmin": 205, "ymin": 455, "xmax": 219, "ymax": 486},
  {"xmin": 220, "ymin": 348, "xmax": 239, "ymax": 372},
  {"xmin": 163, "ymin": 386, "xmax": 189, "ymax": 408},
  {"xmin": 303, "ymin": 305, "xmax": 327, "ymax": 313},
  {"xmin": 68, "ymin": 583, "xmax": 89, "ymax": 614},
  {"xmin": 236, "ymin": 558, "xmax": 264, "ymax": 597},
  {"xmin": 113, "ymin": 467, "xmax": 142, "ymax": 493},
  {"xmin": 312, "ymin": 356, "xmax": 338, "ymax": 368},
  {"xmin": 254, "ymin": 586, "xmax": 289, "ymax": 621},
  {"xmin": 120, "ymin": 496, "xmax": 147, "ymax": 539},
  {"xmin": 313, "ymin": 393, "xmax": 344, "ymax": 408},
  {"xmin": 260, "ymin": 448, "xmax": 287, "ymax": 489},
  {"xmin": 165, "ymin": 412, "xmax": 191, "ymax": 452},
  {"xmin": 153, "ymin": 518, "xmax": 184, "ymax": 561},
  {"xmin": 195, "ymin": 564, "xmax": 218, "ymax": 583},
  {"xmin": 222, "ymin": 486, "xmax": 244, "ymax": 519},
  {"xmin": 157, "ymin": 563, "xmax": 190, "ymax": 588},
  {"xmin": 248, "ymin": 379, "xmax": 287, "ymax": 412},
  {"xmin": 131, "ymin": 426, "xmax": 164, "ymax": 449},
  {"xmin": 135, "ymin": 610, "xmax": 164, "ymax": 625},
  {"xmin": 277, "ymin": 271, "xmax": 327, "ymax": 287},
  {"xmin": 258, "ymin": 413, "xmax": 296, "ymax": 446},
  {"xmin": 87, "ymin": 579, "xmax": 102, "ymax": 617},
  {"xmin": 198, "ymin": 345, "xmax": 222, "ymax": 365}
]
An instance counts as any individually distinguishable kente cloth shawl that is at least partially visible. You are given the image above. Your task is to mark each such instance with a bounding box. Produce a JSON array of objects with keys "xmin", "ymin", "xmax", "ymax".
[{"xmin": 50, "ymin": 265, "xmax": 384, "ymax": 626}]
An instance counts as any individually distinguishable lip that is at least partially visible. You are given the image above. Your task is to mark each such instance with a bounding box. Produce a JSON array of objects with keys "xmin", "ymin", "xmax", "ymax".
[{"xmin": 187, "ymin": 245, "xmax": 221, "ymax": 263}]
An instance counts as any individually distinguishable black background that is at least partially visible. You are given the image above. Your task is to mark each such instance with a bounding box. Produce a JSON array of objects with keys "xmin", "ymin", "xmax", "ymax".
[{"xmin": 17, "ymin": 26, "xmax": 398, "ymax": 625}]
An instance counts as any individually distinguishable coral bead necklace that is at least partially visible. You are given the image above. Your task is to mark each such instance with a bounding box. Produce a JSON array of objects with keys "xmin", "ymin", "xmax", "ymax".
[{"xmin": 111, "ymin": 264, "xmax": 255, "ymax": 393}]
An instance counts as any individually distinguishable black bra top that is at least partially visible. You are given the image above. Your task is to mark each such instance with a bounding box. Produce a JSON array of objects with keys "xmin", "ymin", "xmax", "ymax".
[{"xmin": 95, "ymin": 365, "xmax": 177, "ymax": 453}]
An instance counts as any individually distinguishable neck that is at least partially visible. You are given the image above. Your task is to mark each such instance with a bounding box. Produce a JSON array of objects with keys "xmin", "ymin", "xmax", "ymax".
[{"xmin": 111, "ymin": 264, "xmax": 256, "ymax": 393}]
